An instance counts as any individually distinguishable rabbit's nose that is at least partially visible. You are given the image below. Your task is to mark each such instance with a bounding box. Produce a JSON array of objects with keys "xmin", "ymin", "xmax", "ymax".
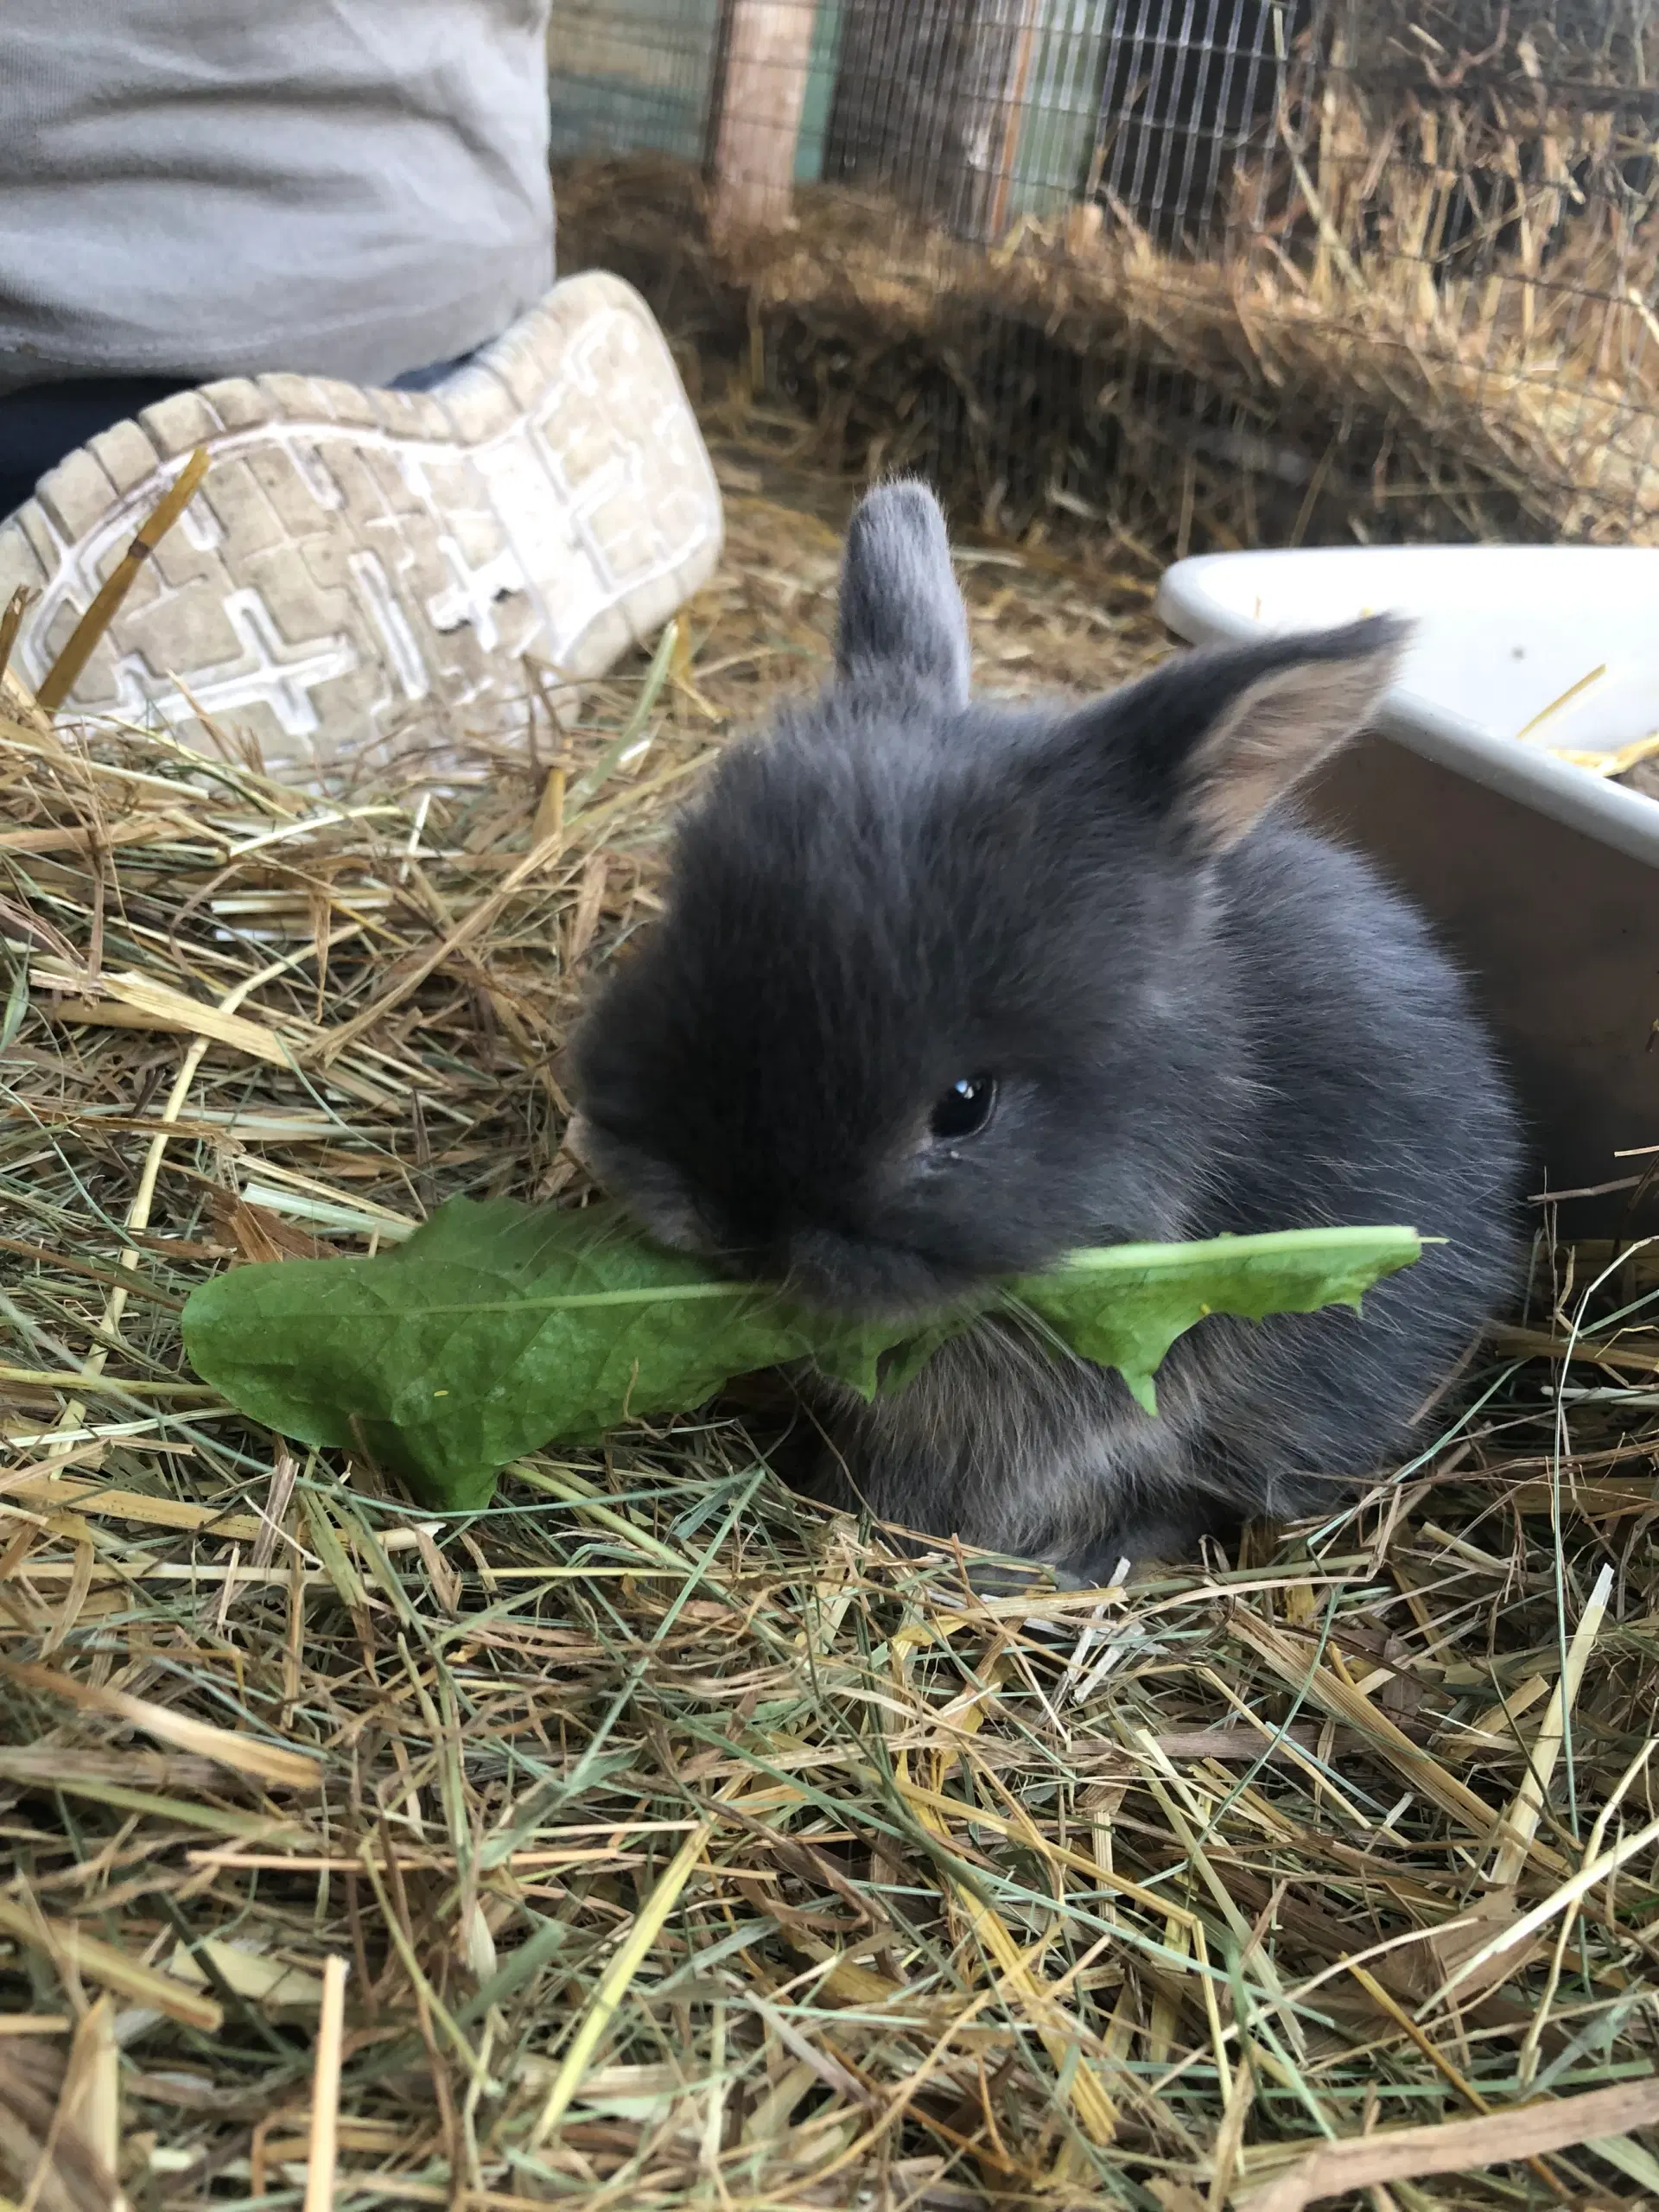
[
  {"xmin": 782, "ymin": 1227, "xmax": 876, "ymax": 1312},
  {"xmin": 785, "ymin": 1227, "xmax": 936, "ymax": 1318}
]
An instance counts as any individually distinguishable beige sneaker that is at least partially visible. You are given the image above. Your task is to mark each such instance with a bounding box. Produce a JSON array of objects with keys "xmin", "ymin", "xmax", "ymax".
[{"xmin": 0, "ymin": 270, "xmax": 722, "ymax": 780}]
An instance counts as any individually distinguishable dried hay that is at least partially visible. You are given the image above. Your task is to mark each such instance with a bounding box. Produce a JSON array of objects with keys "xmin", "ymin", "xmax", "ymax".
[
  {"xmin": 556, "ymin": 96, "xmax": 1659, "ymax": 561},
  {"xmin": 1, "ymin": 448, "xmax": 1658, "ymax": 2210}
]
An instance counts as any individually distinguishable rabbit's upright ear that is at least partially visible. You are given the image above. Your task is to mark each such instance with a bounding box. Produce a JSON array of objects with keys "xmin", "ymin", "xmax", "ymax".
[
  {"xmin": 1084, "ymin": 616, "xmax": 1408, "ymax": 855},
  {"xmin": 836, "ymin": 481, "xmax": 971, "ymax": 708}
]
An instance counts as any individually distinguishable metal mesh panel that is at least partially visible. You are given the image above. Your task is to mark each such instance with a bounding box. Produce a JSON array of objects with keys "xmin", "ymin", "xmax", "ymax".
[
  {"xmin": 548, "ymin": 2, "xmax": 1659, "ymax": 552},
  {"xmin": 548, "ymin": 2, "xmax": 727, "ymax": 164}
]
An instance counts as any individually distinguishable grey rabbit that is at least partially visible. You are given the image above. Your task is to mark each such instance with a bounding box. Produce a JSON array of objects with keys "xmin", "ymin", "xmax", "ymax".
[{"xmin": 569, "ymin": 482, "xmax": 1522, "ymax": 1579}]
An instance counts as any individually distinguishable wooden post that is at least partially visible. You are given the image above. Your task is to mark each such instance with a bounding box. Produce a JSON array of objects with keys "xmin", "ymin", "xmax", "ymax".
[
  {"xmin": 984, "ymin": 0, "xmax": 1042, "ymax": 244},
  {"xmin": 710, "ymin": 0, "xmax": 819, "ymax": 234}
]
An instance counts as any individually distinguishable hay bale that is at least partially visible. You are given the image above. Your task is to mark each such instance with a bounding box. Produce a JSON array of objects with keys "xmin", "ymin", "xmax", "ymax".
[{"xmin": 554, "ymin": 10, "xmax": 1659, "ymax": 554}]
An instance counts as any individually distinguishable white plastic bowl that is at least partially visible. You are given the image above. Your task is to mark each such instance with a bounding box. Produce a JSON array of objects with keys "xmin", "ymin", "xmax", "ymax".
[{"xmin": 1154, "ymin": 545, "xmax": 1659, "ymax": 1233}]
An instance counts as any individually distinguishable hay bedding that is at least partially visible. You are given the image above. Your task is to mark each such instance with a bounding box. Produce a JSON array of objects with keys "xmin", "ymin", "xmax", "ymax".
[{"xmin": 0, "ymin": 451, "xmax": 1657, "ymax": 2212}]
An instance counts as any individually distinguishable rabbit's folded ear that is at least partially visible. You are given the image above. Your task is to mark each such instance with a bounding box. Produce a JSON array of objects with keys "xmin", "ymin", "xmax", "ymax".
[
  {"xmin": 836, "ymin": 481, "xmax": 972, "ymax": 708},
  {"xmin": 1104, "ymin": 615, "xmax": 1408, "ymax": 854}
]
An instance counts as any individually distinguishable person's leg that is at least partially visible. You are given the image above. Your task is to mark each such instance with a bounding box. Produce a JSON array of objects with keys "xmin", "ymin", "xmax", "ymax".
[
  {"xmin": 386, "ymin": 353, "xmax": 478, "ymax": 395},
  {"xmin": 0, "ymin": 276, "xmax": 722, "ymax": 783}
]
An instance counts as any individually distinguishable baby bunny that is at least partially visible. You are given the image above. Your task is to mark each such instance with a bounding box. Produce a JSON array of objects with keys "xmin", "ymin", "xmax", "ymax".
[{"xmin": 569, "ymin": 483, "xmax": 1521, "ymax": 1577}]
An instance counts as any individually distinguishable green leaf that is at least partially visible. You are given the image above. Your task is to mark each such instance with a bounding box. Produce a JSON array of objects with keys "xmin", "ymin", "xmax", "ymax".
[
  {"xmin": 1004, "ymin": 1225, "xmax": 1423, "ymax": 1415},
  {"xmin": 181, "ymin": 1198, "xmax": 1421, "ymax": 1513},
  {"xmin": 182, "ymin": 1199, "xmax": 913, "ymax": 1511}
]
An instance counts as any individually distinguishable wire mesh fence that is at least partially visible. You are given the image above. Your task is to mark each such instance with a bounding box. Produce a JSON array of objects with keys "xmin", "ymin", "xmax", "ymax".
[{"xmin": 548, "ymin": 3, "xmax": 1659, "ymax": 555}]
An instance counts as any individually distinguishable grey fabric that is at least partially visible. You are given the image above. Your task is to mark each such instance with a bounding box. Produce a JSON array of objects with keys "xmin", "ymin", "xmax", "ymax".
[{"xmin": 0, "ymin": 3, "xmax": 556, "ymax": 396}]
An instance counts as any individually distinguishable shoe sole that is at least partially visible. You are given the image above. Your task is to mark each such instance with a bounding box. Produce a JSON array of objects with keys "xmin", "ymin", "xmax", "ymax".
[{"xmin": 0, "ymin": 270, "xmax": 722, "ymax": 778}]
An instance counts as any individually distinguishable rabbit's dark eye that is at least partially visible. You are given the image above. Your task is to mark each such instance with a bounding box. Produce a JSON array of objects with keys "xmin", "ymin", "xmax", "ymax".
[{"xmin": 930, "ymin": 1075, "xmax": 996, "ymax": 1141}]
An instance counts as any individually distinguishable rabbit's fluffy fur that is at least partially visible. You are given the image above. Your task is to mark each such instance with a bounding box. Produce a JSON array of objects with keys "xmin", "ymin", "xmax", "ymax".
[{"xmin": 571, "ymin": 483, "xmax": 1521, "ymax": 1574}]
